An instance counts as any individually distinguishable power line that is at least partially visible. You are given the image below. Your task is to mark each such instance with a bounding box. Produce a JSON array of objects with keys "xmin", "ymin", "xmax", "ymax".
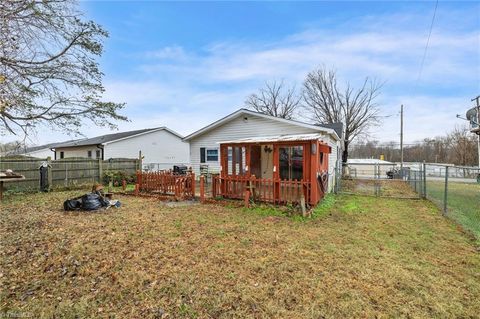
[{"xmin": 416, "ymin": 0, "xmax": 439, "ymax": 85}]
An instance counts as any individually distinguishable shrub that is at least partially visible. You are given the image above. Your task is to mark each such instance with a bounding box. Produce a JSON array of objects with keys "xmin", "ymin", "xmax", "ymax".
[{"xmin": 102, "ymin": 170, "xmax": 136, "ymax": 186}]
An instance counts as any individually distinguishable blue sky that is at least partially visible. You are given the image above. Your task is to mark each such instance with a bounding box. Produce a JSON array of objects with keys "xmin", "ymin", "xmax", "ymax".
[{"xmin": 23, "ymin": 1, "xmax": 480, "ymax": 145}]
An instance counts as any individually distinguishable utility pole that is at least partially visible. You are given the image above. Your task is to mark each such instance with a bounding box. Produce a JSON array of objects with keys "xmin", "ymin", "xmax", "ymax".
[
  {"xmin": 400, "ymin": 104, "xmax": 404, "ymax": 171},
  {"xmin": 472, "ymin": 95, "xmax": 480, "ymax": 168}
]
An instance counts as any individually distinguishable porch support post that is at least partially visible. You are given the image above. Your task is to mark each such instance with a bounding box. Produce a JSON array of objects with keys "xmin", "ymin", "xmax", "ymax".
[
  {"xmin": 272, "ymin": 145, "xmax": 280, "ymax": 204},
  {"xmin": 310, "ymin": 141, "xmax": 319, "ymax": 205},
  {"xmin": 220, "ymin": 144, "xmax": 228, "ymax": 195}
]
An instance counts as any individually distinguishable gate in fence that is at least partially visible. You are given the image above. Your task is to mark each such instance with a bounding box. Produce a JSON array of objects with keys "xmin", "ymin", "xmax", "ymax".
[{"xmin": 337, "ymin": 162, "xmax": 424, "ymax": 199}]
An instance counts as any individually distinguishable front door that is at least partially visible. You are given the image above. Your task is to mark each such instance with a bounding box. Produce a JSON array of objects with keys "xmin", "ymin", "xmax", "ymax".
[{"xmin": 250, "ymin": 145, "xmax": 262, "ymax": 177}]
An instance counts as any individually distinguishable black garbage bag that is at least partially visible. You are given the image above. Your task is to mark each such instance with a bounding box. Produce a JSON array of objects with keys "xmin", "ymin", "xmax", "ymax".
[
  {"xmin": 81, "ymin": 193, "xmax": 110, "ymax": 211},
  {"xmin": 64, "ymin": 198, "xmax": 82, "ymax": 211}
]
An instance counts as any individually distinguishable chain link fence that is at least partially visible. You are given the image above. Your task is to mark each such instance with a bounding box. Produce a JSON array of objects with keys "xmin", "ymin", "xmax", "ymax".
[
  {"xmin": 335, "ymin": 162, "xmax": 480, "ymax": 241},
  {"xmin": 424, "ymin": 164, "xmax": 479, "ymax": 240}
]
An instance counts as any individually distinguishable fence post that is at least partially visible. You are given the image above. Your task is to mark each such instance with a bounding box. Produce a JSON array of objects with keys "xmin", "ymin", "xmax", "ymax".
[
  {"xmin": 212, "ymin": 175, "xmax": 217, "ymax": 198},
  {"xmin": 443, "ymin": 166, "xmax": 448, "ymax": 216},
  {"xmin": 136, "ymin": 171, "xmax": 142, "ymax": 191},
  {"xmin": 422, "ymin": 162, "xmax": 427, "ymax": 199},
  {"xmin": 138, "ymin": 151, "xmax": 143, "ymax": 172},
  {"xmin": 249, "ymin": 175, "xmax": 256, "ymax": 201},
  {"xmin": 244, "ymin": 189, "xmax": 250, "ymax": 208},
  {"xmin": 200, "ymin": 175, "xmax": 205, "ymax": 203},
  {"xmin": 47, "ymin": 157, "xmax": 52, "ymax": 192},
  {"xmin": 191, "ymin": 173, "xmax": 196, "ymax": 197},
  {"xmin": 98, "ymin": 159, "xmax": 103, "ymax": 184}
]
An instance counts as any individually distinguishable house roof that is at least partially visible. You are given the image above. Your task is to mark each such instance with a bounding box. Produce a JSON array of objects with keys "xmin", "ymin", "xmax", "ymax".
[
  {"xmin": 217, "ymin": 133, "xmax": 329, "ymax": 144},
  {"xmin": 7, "ymin": 141, "xmax": 71, "ymax": 155},
  {"xmin": 53, "ymin": 127, "xmax": 182, "ymax": 149},
  {"xmin": 183, "ymin": 108, "xmax": 340, "ymax": 141}
]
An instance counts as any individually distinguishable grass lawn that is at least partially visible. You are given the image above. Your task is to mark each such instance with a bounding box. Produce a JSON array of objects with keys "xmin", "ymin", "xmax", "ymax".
[
  {"xmin": 426, "ymin": 180, "xmax": 480, "ymax": 241},
  {"xmin": 1, "ymin": 191, "xmax": 479, "ymax": 318}
]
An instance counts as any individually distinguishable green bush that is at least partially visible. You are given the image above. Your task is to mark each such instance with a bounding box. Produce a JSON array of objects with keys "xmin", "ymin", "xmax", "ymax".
[{"xmin": 102, "ymin": 170, "xmax": 136, "ymax": 186}]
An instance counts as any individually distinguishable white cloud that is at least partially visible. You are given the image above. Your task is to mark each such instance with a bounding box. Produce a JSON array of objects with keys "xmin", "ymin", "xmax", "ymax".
[{"xmin": 9, "ymin": 7, "xmax": 478, "ymax": 147}]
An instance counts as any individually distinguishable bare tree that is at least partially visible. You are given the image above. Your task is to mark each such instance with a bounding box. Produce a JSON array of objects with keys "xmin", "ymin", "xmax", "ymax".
[
  {"xmin": 0, "ymin": 140, "xmax": 23, "ymax": 155},
  {"xmin": 245, "ymin": 81, "xmax": 301, "ymax": 119},
  {"xmin": 303, "ymin": 68, "xmax": 382, "ymax": 164},
  {"xmin": 448, "ymin": 126, "xmax": 478, "ymax": 166},
  {"xmin": 0, "ymin": 0, "xmax": 126, "ymax": 137}
]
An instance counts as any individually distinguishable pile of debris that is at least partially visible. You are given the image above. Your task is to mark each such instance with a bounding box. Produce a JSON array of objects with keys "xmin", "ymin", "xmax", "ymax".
[{"xmin": 64, "ymin": 184, "xmax": 121, "ymax": 212}]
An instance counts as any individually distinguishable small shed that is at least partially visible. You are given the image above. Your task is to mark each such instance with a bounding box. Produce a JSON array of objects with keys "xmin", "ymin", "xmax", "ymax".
[{"xmin": 212, "ymin": 133, "xmax": 331, "ymax": 206}]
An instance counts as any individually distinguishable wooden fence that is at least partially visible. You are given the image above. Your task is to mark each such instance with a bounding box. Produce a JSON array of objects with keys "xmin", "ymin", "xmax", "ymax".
[
  {"xmin": 212, "ymin": 175, "xmax": 311, "ymax": 205},
  {"xmin": 0, "ymin": 157, "xmax": 139, "ymax": 191},
  {"xmin": 136, "ymin": 171, "xmax": 195, "ymax": 199}
]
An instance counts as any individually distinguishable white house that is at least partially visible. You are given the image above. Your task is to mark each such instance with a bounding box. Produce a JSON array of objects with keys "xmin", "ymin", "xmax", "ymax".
[
  {"xmin": 183, "ymin": 109, "xmax": 342, "ymax": 192},
  {"xmin": 53, "ymin": 127, "xmax": 189, "ymax": 170}
]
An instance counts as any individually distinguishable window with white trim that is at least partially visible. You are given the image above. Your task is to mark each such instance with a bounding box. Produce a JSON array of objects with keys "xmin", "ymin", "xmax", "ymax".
[{"xmin": 206, "ymin": 148, "xmax": 219, "ymax": 162}]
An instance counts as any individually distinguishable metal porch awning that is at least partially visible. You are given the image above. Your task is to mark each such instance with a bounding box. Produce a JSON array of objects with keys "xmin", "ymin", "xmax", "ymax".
[{"xmin": 217, "ymin": 133, "xmax": 326, "ymax": 144}]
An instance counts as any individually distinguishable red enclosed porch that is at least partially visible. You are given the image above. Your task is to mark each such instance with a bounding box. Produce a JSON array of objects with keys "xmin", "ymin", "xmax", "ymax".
[{"xmin": 211, "ymin": 133, "xmax": 331, "ymax": 206}]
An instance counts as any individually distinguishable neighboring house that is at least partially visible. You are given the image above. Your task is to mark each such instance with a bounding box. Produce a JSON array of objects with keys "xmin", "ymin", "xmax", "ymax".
[
  {"xmin": 183, "ymin": 108, "xmax": 342, "ymax": 192},
  {"xmin": 4, "ymin": 142, "xmax": 61, "ymax": 158},
  {"xmin": 53, "ymin": 127, "xmax": 189, "ymax": 170}
]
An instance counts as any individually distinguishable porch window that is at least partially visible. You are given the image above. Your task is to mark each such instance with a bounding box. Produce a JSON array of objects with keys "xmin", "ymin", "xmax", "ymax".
[
  {"xmin": 87, "ymin": 150, "xmax": 92, "ymax": 158},
  {"xmin": 279, "ymin": 146, "xmax": 303, "ymax": 180},
  {"xmin": 227, "ymin": 146, "xmax": 246, "ymax": 176}
]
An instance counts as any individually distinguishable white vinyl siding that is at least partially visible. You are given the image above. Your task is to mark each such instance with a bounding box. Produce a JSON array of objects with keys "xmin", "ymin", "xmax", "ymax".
[{"xmin": 104, "ymin": 129, "xmax": 189, "ymax": 170}]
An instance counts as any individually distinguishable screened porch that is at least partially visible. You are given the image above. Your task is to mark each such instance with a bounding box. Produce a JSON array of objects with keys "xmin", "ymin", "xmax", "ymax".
[{"xmin": 212, "ymin": 133, "xmax": 331, "ymax": 206}]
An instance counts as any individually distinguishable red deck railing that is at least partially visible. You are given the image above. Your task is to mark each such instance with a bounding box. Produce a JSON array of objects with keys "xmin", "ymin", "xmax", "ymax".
[
  {"xmin": 212, "ymin": 175, "xmax": 310, "ymax": 205},
  {"xmin": 136, "ymin": 171, "xmax": 195, "ymax": 199}
]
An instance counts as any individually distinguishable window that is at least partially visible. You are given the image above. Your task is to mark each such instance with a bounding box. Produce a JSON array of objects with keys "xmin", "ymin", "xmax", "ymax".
[
  {"xmin": 279, "ymin": 146, "xmax": 304, "ymax": 180},
  {"xmin": 96, "ymin": 150, "xmax": 101, "ymax": 159},
  {"xmin": 87, "ymin": 150, "xmax": 92, "ymax": 158},
  {"xmin": 200, "ymin": 148, "xmax": 206, "ymax": 163},
  {"xmin": 206, "ymin": 148, "xmax": 219, "ymax": 162},
  {"xmin": 60, "ymin": 151, "xmax": 64, "ymax": 159},
  {"xmin": 227, "ymin": 146, "xmax": 246, "ymax": 176}
]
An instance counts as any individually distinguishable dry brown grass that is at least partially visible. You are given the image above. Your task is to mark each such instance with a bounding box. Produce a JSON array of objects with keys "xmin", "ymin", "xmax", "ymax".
[{"xmin": 1, "ymin": 191, "xmax": 479, "ymax": 318}]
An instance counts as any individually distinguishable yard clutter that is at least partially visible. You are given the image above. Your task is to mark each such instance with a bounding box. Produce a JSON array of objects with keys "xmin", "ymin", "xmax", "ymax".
[
  {"xmin": 63, "ymin": 184, "xmax": 121, "ymax": 211},
  {"xmin": 0, "ymin": 169, "xmax": 25, "ymax": 201}
]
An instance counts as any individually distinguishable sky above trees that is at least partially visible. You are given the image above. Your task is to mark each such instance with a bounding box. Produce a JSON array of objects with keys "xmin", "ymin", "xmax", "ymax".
[{"xmin": 7, "ymin": 1, "xmax": 479, "ymax": 146}]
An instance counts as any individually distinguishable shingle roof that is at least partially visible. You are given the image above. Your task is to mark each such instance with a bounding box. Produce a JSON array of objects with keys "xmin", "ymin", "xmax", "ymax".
[{"xmin": 53, "ymin": 128, "xmax": 162, "ymax": 148}]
